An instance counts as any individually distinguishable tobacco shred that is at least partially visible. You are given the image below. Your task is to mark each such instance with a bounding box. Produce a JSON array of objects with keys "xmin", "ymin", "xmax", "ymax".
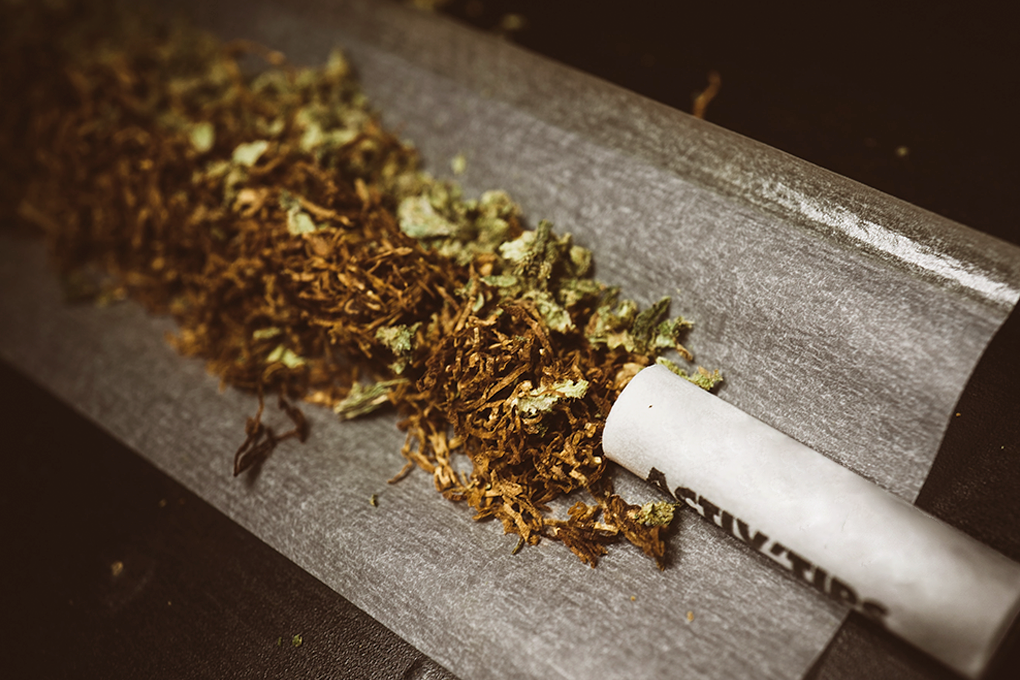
[{"xmin": 1, "ymin": 0, "xmax": 721, "ymax": 568}]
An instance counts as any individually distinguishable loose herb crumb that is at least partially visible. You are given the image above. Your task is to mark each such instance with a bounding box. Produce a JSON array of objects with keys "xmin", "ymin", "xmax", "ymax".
[
  {"xmin": 334, "ymin": 380, "xmax": 408, "ymax": 420},
  {"xmin": 629, "ymin": 501, "xmax": 679, "ymax": 528},
  {"xmin": 2, "ymin": 1, "xmax": 721, "ymax": 568},
  {"xmin": 451, "ymin": 153, "xmax": 467, "ymax": 175}
]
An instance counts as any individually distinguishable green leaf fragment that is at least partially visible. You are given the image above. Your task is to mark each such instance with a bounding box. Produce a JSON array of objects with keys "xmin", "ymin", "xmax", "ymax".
[
  {"xmin": 375, "ymin": 323, "xmax": 420, "ymax": 374},
  {"xmin": 656, "ymin": 357, "xmax": 723, "ymax": 391},
  {"xmin": 481, "ymin": 274, "xmax": 518, "ymax": 288},
  {"xmin": 631, "ymin": 297, "xmax": 671, "ymax": 345},
  {"xmin": 498, "ymin": 231, "xmax": 534, "ymax": 264},
  {"xmin": 287, "ymin": 210, "xmax": 317, "ymax": 235},
  {"xmin": 299, "ymin": 121, "xmax": 324, "ymax": 151},
  {"xmin": 686, "ymin": 366, "xmax": 724, "ymax": 391},
  {"xmin": 222, "ymin": 165, "xmax": 248, "ymax": 206},
  {"xmin": 514, "ymin": 378, "xmax": 588, "ymax": 415},
  {"xmin": 280, "ymin": 189, "xmax": 320, "ymax": 235},
  {"xmin": 493, "ymin": 220, "xmax": 601, "ymax": 332},
  {"xmin": 260, "ymin": 116, "xmax": 286, "ymax": 138},
  {"xmin": 655, "ymin": 356, "xmax": 684, "ymax": 376},
  {"xmin": 630, "ymin": 501, "xmax": 678, "ymax": 527},
  {"xmin": 199, "ymin": 159, "xmax": 230, "ymax": 181},
  {"xmin": 375, "ymin": 323, "xmax": 419, "ymax": 355},
  {"xmin": 189, "ymin": 121, "xmax": 215, "ymax": 153},
  {"xmin": 473, "ymin": 190, "xmax": 517, "ymax": 246},
  {"xmin": 470, "ymin": 292, "xmax": 485, "ymax": 313},
  {"xmin": 585, "ymin": 289, "xmax": 638, "ymax": 347},
  {"xmin": 278, "ymin": 189, "xmax": 301, "ymax": 212},
  {"xmin": 232, "ymin": 139, "xmax": 269, "ymax": 166},
  {"xmin": 397, "ymin": 195, "xmax": 460, "ymax": 239},
  {"xmin": 524, "ymin": 289, "xmax": 574, "ymax": 333},
  {"xmin": 599, "ymin": 296, "xmax": 693, "ymax": 356},
  {"xmin": 291, "ymin": 634, "xmax": 303, "ymax": 648},
  {"xmin": 298, "ymin": 116, "xmax": 358, "ymax": 153},
  {"xmin": 397, "ymin": 185, "xmax": 519, "ymax": 264},
  {"xmin": 325, "ymin": 48, "xmax": 350, "ymax": 79},
  {"xmin": 266, "ymin": 344, "xmax": 306, "ymax": 368},
  {"xmin": 252, "ymin": 327, "xmax": 282, "ymax": 340},
  {"xmin": 568, "ymin": 244, "xmax": 593, "ymax": 277},
  {"xmin": 649, "ymin": 316, "xmax": 692, "ymax": 352},
  {"xmin": 509, "ymin": 220, "xmax": 569, "ymax": 287},
  {"xmin": 333, "ymin": 379, "xmax": 408, "ymax": 420},
  {"xmin": 556, "ymin": 277, "xmax": 603, "ymax": 310}
]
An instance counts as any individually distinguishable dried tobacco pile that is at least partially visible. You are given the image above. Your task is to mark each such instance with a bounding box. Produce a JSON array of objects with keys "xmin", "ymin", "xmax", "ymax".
[{"xmin": 2, "ymin": 1, "xmax": 720, "ymax": 567}]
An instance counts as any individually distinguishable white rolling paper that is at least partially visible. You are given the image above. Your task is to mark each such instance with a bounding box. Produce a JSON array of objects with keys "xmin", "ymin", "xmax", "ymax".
[{"xmin": 603, "ymin": 365, "xmax": 1020, "ymax": 678}]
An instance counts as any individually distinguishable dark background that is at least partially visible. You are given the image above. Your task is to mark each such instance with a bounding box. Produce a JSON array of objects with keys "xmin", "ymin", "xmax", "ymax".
[
  {"xmin": 439, "ymin": 0, "xmax": 1020, "ymax": 246},
  {"xmin": 2, "ymin": 1, "xmax": 1019, "ymax": 678}
]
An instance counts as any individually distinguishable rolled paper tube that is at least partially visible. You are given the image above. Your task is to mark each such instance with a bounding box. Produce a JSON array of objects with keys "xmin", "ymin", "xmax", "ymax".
[{"xmin": 602, "ymin": 365, "xmax": 1020, "ymax": 678}]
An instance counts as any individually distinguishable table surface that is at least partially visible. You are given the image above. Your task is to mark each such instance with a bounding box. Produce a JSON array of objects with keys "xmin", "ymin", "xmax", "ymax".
[{"xmin": 2, "ymin": 2, "xmax": 1019, "ymax": 679}]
